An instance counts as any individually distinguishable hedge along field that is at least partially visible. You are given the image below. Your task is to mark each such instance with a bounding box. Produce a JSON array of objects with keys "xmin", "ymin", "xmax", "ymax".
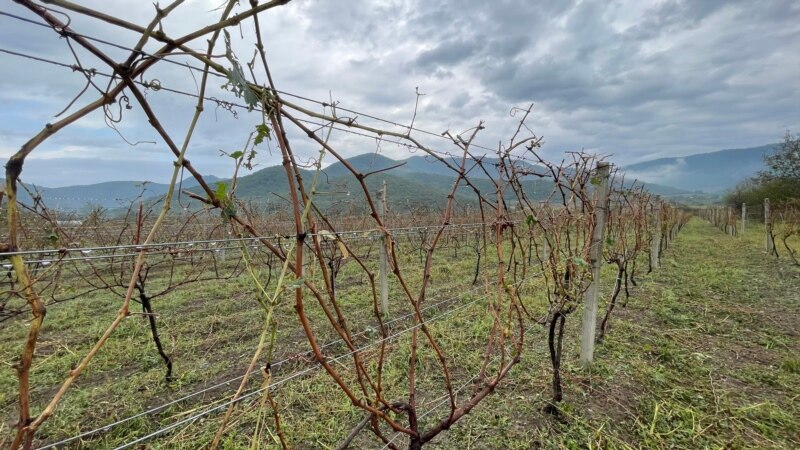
[{"xmin": 0, "ymin": 2, "xmax": 796, "ymax": 450}]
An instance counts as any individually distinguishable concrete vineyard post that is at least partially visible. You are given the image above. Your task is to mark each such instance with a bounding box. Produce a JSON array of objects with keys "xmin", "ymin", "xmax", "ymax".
[
  {"xmin": 580, "ymin": 162, "xmax": 610, "ymax": 368},
  {"xmin": 765, "ymin": 198, "xmax": 774, "ymax": 254},
  {"xmin": 742, "ymin": 203, "xmax": 746, "ymax": 235},
  {"xmin": 650, "ymin": 197, "xmax": 661, "ymax": 271},
  {"xmin": 661, "ymin": 204, "xmax": 669, "ymax": 251}
]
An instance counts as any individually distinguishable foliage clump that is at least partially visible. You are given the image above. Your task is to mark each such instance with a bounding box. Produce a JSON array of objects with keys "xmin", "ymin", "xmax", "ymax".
[{"xmin": 725, "ymin": 131, "xmax": 800, "ymax": 205}]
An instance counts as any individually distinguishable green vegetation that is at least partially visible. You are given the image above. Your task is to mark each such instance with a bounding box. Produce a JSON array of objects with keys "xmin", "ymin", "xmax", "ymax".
[
  {"xmin": 2, "ymin": 218, "xmax": 798, "ymax": 448},
  {"xmin": 168, "ymin": 154, "xmax": 555, "ymax": 214},
  {"xmin": 726, "ymin": 131, "xmax": 800, "ymax": 206},
  {"xmin": 422, "ymin": 219, "xmax": 799, "ymax": 449}
]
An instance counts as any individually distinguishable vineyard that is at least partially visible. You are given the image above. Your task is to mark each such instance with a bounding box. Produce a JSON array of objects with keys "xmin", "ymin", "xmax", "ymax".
[{"xmin": 1, "ymin": 1, "xmax": 799, "ymax": 450}]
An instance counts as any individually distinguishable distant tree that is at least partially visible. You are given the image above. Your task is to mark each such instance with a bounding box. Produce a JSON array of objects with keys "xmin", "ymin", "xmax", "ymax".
[
  {"xmin": 726, "ymin": 131, "xmax": 800, "ymax": 206},
  {"xmin": 759, "ymin": 130, "xmax": 800, "ymax": 181}
]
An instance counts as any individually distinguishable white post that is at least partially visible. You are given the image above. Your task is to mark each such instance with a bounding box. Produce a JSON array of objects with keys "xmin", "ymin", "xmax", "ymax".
[
  {"xmin": 650, "ymin": 197, "xmax": 661, "ymax": 270},
  {"xmin": 378, "ymin": 180, "xmax": 389, "ymax": 317},
  {"xmin": 741, "ymin": 203, "xmax": 746, "ymax": 235},
  {"xmin": 580, "ymin": 162, "xmax": 610, "ymax": 368},
  {"xmin": 765, "ymin": 198, "xmax": 774, "ymax": 254}
]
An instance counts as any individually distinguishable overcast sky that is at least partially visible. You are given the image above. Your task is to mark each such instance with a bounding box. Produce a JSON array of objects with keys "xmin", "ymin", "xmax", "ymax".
[{"xmin": 1, "ymin": 0, "xmax": 798, "ymax": 187}]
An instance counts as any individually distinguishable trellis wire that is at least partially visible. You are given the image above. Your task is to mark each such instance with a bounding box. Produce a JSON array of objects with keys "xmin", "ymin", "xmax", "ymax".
[
  {"xmin": 381, "ymin": 322, "xmax": 538, "ymax": 449},
  {"xmin": 106, "ymin": 288, "xmax": 497, "ymax": 450},
  {"xmin": 0, "ymin": 36, "xmax": 555, "ymax": 169},
  {"xmin": 0, "ymin": 9, "xmax": 504, "ymax": 154},
  {"xmin": 3, "ymin": 222, "xmax": 506, "ymax": 260},
  {"xmin": 34, "ymin": 273, "xmax": 523, "ymax": 449}
]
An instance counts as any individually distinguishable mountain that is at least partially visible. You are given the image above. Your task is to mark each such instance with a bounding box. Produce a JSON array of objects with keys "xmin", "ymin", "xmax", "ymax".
[
  {"xmin": 622, "ymin": 144, "xmax": 776, "ymax": 193},
  {"xmin": 218, "ymin": 164, "xmax": 470, "ymax": 212},
  {"xmin": 319, "ymin": 153, "xmax": 400, "ymax": 179},
  {"xmin": 322, "ymin": 153, "xmax": 542, "ymax": 180},
  {"xmin": 181, "ymin": 155, "xmax": 520, "ymax": 213},
  {"xmin": 3, "ymin": 176, "xmax": 221, "ymax": 211},
  {"xmin": 8, "ymin": 143, "xmax": 778, "ymax": 214},
  {"xmin": 155, "ymin": 153, "xmax": 555, "ymax": 215},
  {"xmin": 623, "ymin": 180, "xmax": 691, "ymax": 197},
  {"xmin": 311, "ymin": 154, "xmax": 552, "ymax": 210}
]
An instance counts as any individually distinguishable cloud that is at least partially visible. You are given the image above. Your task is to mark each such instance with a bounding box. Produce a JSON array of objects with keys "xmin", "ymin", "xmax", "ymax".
[
  {"xmin": 415, "ymin": 39, "xmax": 480, "ymax": 70},
  {"xmin": 624, "ymin": 158, "xmax": 687, "ymax": 186},
  {"xmin": 0, "ymin": 0, "xmax": 797, "ymax": 187}
]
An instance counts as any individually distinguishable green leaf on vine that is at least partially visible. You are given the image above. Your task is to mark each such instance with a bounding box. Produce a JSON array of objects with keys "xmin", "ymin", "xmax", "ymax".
[
  {"xmin": 526, "ymin": 215, "xmax": 538, "ymax": 227},
  {"xmin": 254, "ymin": 123, "xmax": 271, "ymax": 145},
  {"xmin": 221, "ymin": 202, "xmax": 236, "ymax": 221},
  {"xmin": 215, "ymin": 182, "xmax": 228, "ymax": 201},
  {"xmin": 222, "ymin": 30, "xmax": 259, "ymax": 109},
  {"xmin": 571, "ymin": 256, "xmax": 589, "ymax": 268}
]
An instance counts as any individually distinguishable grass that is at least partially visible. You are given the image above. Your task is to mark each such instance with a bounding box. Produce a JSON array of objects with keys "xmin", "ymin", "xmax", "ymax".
[
  {"xmin": 1, "ymin": 219, "xmax": 798, "ymax": 449},
  {"xmin": 393, "ymin": 218, "xmax": 799, "ymax": 449},
  {"xmin": 428, "ymin": 218, "xmax": 799, "ymax": 450}
]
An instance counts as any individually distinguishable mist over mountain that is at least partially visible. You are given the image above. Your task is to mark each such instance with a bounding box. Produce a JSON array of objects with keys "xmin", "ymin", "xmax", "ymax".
[
  {"xmin": 622, "ymin": 144, "xmax": 775, "ymax": 193},
  {"xmin": 4, "ymin": 143, "xmax": 777, "ymax": 213}
]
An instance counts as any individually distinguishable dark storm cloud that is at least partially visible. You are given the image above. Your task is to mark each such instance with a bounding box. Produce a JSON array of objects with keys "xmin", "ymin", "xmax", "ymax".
[
  {"xmin": 437, "ymin": 0, "xmax": 800, "ymax": 158},
  {"xmin": 415, "ymin": 39, "xmax": 478, "ymax": 69},
  {"xmin": 1, "ymin": 0, "xmax": 798, "ymax": 186}
]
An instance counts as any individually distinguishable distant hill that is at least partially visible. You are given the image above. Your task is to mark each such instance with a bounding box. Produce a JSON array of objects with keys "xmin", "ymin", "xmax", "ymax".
[
  {"xmin": 623, "ymin": 180, "xmax": 691, "ymax": 197},
  {"xmin": 622, "ymin": 144, "xmax": 776, "ymax": 193},
  {"xmin": 323, "ymin": 153, "xmax": 543, "ymax": 180},
  {"xmin": 3, "ymin": 176, "xmax": 221, "ymax": 211},
  {"xmin": 170, "ymin": 154, "xmax": 680, "ymax": 213},
  {"xmin": 8, "ymin": 143, "xmax": 779, "ymax": 214},
  {"xmin": 220, "ymin": 163, "xmax": 473, "ymax": 212},
  {"xmin": 178, "ymin": 154, "xmax": 552, "ymax": 213}
]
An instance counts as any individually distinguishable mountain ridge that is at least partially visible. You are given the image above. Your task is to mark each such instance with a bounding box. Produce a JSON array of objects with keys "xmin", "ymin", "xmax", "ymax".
[
  {"xmin": 622, "ymin": 144, "xmax": 775, "ymax": 193},
  {"xmin": 3, "ymin": 143, "xmax": 775, "ymax": 212}
]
